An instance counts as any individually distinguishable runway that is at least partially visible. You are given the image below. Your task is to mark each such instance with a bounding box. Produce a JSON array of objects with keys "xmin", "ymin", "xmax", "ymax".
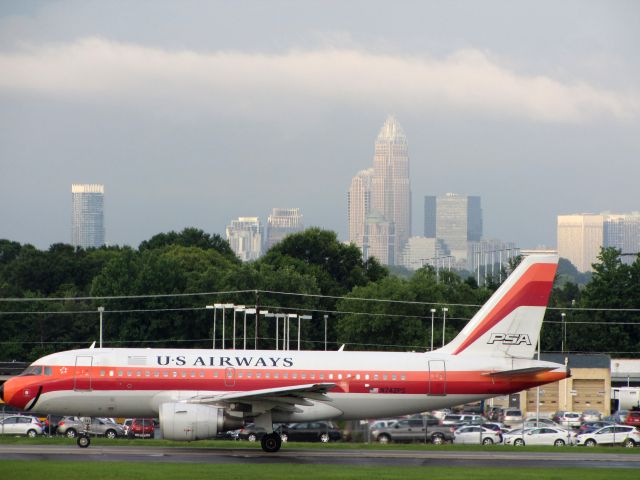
[{"xmin": 1, "ymin": 444, "xmax": 640, "ymax": 469}]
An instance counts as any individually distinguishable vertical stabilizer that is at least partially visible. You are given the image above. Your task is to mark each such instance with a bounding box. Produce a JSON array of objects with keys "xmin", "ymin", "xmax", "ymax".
[{"xmin": 439, "ymin": 255, "xmax": 558, "ymax": 358}]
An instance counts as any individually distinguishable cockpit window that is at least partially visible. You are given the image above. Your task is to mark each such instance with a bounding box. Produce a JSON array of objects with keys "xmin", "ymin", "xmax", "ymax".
[
  {"xmin": 20, "ymin": 365, "xmax": 43, "ymax": 376},
  {"xmin": 44, "ymin": 366, "xmax": 52, "ymax": 376}
]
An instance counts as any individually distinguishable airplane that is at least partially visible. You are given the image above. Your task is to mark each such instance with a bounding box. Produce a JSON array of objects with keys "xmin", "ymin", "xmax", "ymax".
[{"xmin": 1, "ymin": 254, "xmax": 567, "ymax": 452}]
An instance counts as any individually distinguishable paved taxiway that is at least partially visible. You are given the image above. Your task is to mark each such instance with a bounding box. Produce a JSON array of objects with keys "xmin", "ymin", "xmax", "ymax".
[{"xmin": 1, "ymin": 445, "xmax": 640, "ymax": 468}]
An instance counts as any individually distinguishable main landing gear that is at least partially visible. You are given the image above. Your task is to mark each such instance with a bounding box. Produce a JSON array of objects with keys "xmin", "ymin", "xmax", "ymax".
[
  {"xmin": 77, "ymin": 434, "xmax": 91, "ymax": 448},
  {"xmin": 260, "ymin": 432, "xmax": 282, "ymax": 453}
]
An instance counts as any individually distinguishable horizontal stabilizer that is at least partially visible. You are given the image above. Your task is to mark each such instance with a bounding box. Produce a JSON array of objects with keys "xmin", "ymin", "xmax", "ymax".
[{"xmin": 482, "ymin": 367, "xmax": 555, "ymax": 378}]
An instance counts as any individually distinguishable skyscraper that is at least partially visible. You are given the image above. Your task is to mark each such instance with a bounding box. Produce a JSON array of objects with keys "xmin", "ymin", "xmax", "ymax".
[
  {"xmin": 348, "ymin": 168, "xmax": 373, "ymax": 254},
  {"xmin": 71, "ymin": 184, "xmax": 105, "ymax": 249},
  {"xmin": 348, "ymin": 116, "xmax": 411, "ymax": 265},
  {"xmin": 430, "ymin": 193, "xmax": 482, "ymax": 262},
  {"xmin": 226, "ymin": 217, "xmax": 263, "ymax": 261},
  {"xmin": 557, "ymin": 214, "xmax": 605, "ymax": 272},
  {"xmin": 266, "ymin": 208, "xmax": 304, "ymax": 249},
  {"xmin": 604, "ymin": 213, "xmax": 640, "ymax": 261}
]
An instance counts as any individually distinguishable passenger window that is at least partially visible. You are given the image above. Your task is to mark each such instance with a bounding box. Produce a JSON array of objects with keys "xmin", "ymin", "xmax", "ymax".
[
  {"xmin": 256, "ymin": 373, "xmax": 262, "ymax": 379},
  {"xmin": 400, "ymin": 374, "xmax": 406, "ymax": 380},
  {"xmin": 310, "ymin": 373, "xmax": 315, "ymax": 380},
  {"xmin": 162, "ymin": 371, "xmax": 169, "ymax": 378},
  {"xmin": 374, "ymin": 374, "xmax": 379, "ymax": 380},
  {"xmin": 180, "ymin": 371, "xmax": 186, "ymax": 378},
  {"xmin": 117, "ymin": 370, "xmax": 123, "ymax": 377},
  {"xmin": 338, "ymin": 374, "xmax": 343, "ymax": 380},
  {"xmin": 190, "ymin": 371, "xmax": 195, "ymax": 378},
  {"xmin": 145, "ymin": 371, "xmax": 150, "ymax": 377},
  {"xmin": 392, "ymin": 374, "xmax": 397, "ymax": 380},
  {"xmin": 238, "ymin": 372, "xmax": 244, "ymax": 378},
  {"xmin": 127, "ymin": 371, "xmax": 132, "ymax": 377},
  {"xmin": 292, "ymin": 373, "xmax": 298, "ymax": 379},
  {"xmin": 283, "ymin": 373, "xmax": 288, "ymax": 379},
  {"xmin": 355, "ymin": 374, "xmax": 361, "ymax": 380},
  {"xmin": 213, "ymin": 371, "xmax": 219, "ymax": 378},
  {"xmin": 247, "ymin": 372, "xmax": 253, "ymax": 379},
  {"xmin": 109, "ymin": 370, "xmax": 114, "ymax": 377},
  {"xmin": 328, "ymin": 373, "xmax": 333, "ymax": 380},
  {"xmin": 154, "ymin": 371, "xmax": 159, "ymax": 377},
  {"xmin": 319, "ymin": 373, "xmax": 324, "ymax": 380},
  {"xmin": 365, "ymin": 374, "xmax": 370, "ymax": 380},
  {"xmin": 136, "ymin": 371, "xmax": 142, "ymax": 377},
  {"xmin": 301, "ymin": 373, "xmax": 306, "ymax": 379},
  {"xmin": 172, "ymin": 371, "xmax": 178, "ymax": 378},
  {"xmin": 274, "ymin": 373, "xmax": 280, "ymax": 379},
  {"xmin": 199, "ymin": 372, "xmax": 205, "ymax": 378},
  {"xmin": 383, "ymin": 374, "xmax": 388, "ymax": 380},
  {"xmin": 265, "ymin": 373, "xmax": 271, "ymax": 379},
  {"xmin": 99, "ymin": 370, "xmax": 106, "ymax": 377}
]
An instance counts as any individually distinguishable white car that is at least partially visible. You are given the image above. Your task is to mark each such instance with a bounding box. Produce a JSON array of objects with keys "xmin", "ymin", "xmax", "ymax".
[
  {"xmin": 0, "ymin": 415, "xmax": 44, "ymax": 437},
  {"xmin": 453, "ymin": 425, "xmax": 501, "ymax": 445},
  {"xmin": 575, "ymin": 425, "xmax": 640, "ymax": 448},
  {"xmin": 504, "ymin": 427, "xmax": 573, "ymax": 447}
]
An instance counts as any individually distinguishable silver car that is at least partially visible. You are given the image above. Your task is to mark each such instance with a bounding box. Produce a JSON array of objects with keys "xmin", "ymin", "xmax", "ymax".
[
  {"xmin": 57, "ymin": 417, "xmax": 124, "ymax": 439},
  {"xmin": 0, "ymin": 415, "xmax": 43, "ymax": 437}
]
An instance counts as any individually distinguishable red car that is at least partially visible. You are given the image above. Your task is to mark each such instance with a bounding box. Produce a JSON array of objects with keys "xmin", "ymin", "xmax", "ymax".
[
  {"xmin": 129, "ymin": 418, "xmax": 155, "ymax": 438},
  {"xmin": 625, "ymin": 411, "xmax": 640, "ymax": 428}
]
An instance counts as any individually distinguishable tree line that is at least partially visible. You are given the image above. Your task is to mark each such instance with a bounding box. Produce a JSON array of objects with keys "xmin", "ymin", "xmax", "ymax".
[{"xmin": 0, "ymin": 228, "xmax": 638, "ymax": 361}]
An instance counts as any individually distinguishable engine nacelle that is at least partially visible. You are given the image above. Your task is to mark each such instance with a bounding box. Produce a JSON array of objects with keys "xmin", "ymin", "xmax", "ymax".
[{"xmin": 160, "ymin": 403, "xmax": 243, "ymax": 441}]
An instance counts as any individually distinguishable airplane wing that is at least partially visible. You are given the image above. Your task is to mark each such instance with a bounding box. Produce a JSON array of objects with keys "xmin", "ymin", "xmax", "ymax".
[{"xmin": 186, "ymin": 383, "xmax": 337, "ymax": 412}]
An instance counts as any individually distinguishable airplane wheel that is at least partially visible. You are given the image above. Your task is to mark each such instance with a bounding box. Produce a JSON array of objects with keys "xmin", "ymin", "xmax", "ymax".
[
  {"xmin": 77, "ymin": 435, "xmax": 90, "ymax": 448},
  {"xmin": 261, "ymin": 432, "xmax": 282, "ymax": 453}
]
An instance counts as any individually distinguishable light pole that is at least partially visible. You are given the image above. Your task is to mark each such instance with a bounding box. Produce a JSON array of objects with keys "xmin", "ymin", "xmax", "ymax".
[
  {"xmin": 442, "ymin": 307, "xmax": 449, "ymax": 347},
  {"xmin": 257, "ymin": 310, "xmax": 269, "ymax": 350},
  {"xmin": 221, "ymin": 303, "xmax": 234, "ymax": 349},
  {"xmin": 205, "ymin": 305, "xmax": 216, "ymax": 349},
  {"xmin": 324, "ymin": 315, "xmax": 328, "ymax": 351},
  {"xmin": 286, "ymin": 314, "xmax": 297, "ymax": 350},
  {"xmin": 298, "ymin": 315, "xmax": 312, "ymax": 351},
  {"xmin": 97, "ymin": 306, "xmax": 104, "ymax": 348},
  {"xmin": 430, "ymin": 309, "xmax": 436, "ymax": 351},
  {"xmin": 233, "ymin": 305, "xmax": 245, "ymax": 349},
  {"xmin": 243, "ymin": 308, "xmax": 256, "ymax": 350},
  {"xmin": 561, "ymin": 312, "xmax": 566, "ymax": 353}
]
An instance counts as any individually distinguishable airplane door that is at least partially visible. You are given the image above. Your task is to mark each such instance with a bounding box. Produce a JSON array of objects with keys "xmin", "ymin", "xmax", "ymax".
[
  {"xmin": 74, "ymin": 355, "xmax": 93, "ymax": 391},
  {"xmin": 224, "ymin": 367, "xmax": 236, "ymax": 387},
  {"xmin": 428, "ymin": 360, "xmax": 446, "ymax": 395}
]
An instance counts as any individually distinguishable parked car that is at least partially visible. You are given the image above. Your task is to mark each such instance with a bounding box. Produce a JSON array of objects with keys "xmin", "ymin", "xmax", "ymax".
[
  {"xmin": 370, "ymin": 419, "xmax": 398, "ymax": 430},
  {"xmin": 615, "ymin": 410, "xmax": 630, "ymax": 423},
  {"xmin": 487, "ymin": 407, "xmax": 504, "ymax": 422},
  {"xmin": 371, "ymin": 418, "xmax": 453, "ymax": 444},
  {"xmin": 575, "ymin": 425, "xmax": 640, "ymax": 447},
  {"xmin": 0, "ymin": 415, "xmax": 43, "ymax": 437},
  {"xmin": 440, "ymin": 414, "xmax": 486, "ymax": 426},
  {"xmin": 453, "ymin": 425, "xmax": 501, "ymax": 445},
  {"xmin": 581, "ymin": 410, "xmax": 602, "ymax": 422},
  {"xmin": 504, "ymin": 427, "xmax": 574, "ymax": 447},
  {"xmin": 552, "ymin": 411, "xmax": 582, "ymax": 428},
  {"xmin": 122, "ymin": 418, "xmax": 133, "ymax": 437},
  {"xmin": 57, "ymin": 417, "xmax": 124, "ymax": 439},
  {"xmin": 499, "ymin": 409, "xmax": 523, "ymax": 426},
  {"xmin": 280, "ymin": 422, "xmax": 341, "ymax": 443},
  {"xmin": 38, "ymin": 415, "xmax": 63, "ymax": 435},
  {"xmin": 624, "ymin": 410, "xmax": 640, "ymax": 427},
  {"xmin": 578, "ymin": 421, "xmax": 614, "ymax": 434},
  {"xmin": 431, "ymin": 409, "xmax": 452, "ymax": 420},
  {"xmin": 129, "ymin": 418, "xmax": 155, "ymax": 438},
  {"xmin": 523, "ymin": 418, "xmax": 560, "ymax": 428}
]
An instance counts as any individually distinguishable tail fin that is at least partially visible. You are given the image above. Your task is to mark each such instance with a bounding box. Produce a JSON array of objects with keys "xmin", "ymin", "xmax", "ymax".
[{"xmin": 439, "ymin": 254, "xmax": 558, "ymax": 358}]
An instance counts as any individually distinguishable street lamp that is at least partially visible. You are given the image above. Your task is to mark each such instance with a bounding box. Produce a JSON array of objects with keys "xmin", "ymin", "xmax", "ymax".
[
  {"xmin": 442, "ymin": 307, "xmax": 449, "ymax": 347},
  {"xmin": 561, "ymin": 312, "xmax": 566, "ymax": 353},
  {"xmin": 298, "ymin": 315, "xmax": 312, "ymax": 351},
  {"xmin": 257, "ymin": 310, "xmax": 269, "ymax": 350},
  {"xmin": 430, "ymin": 309, "xmax": 436, "ymax": 351},
  {"xmin": 233, "ymin": 305, "xmax": 245, "ymax": 349},
  {"xmin": 324, "ymin": 315, "xmax": 329, "ymax": 351},
  {"xmin": 221, "ymin": 303, "xmax": 234, "ymax": 349},
  {"xmin": 243, "ymin": 308, "xmax": 256, "ymax": 350},
  {"xmin": 97, "ymin": 306, "xmax": 105, "ymax": 348},
  {"xmin": 285, "ymin": 314, "xmax": 297, "ymax": 350},
  {"xmin": 205, "ymin": 305, "xmax": 216, "ymax": 349}
]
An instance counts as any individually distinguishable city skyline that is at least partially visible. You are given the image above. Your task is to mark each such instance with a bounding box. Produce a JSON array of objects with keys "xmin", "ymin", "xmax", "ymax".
[
  {"xmin": 71, "ymin": 183, "xmax": 105, "ymax": 249},
  {"xmin": 1, "ymin": 2, "xmax": 638, "ymax": 249}
]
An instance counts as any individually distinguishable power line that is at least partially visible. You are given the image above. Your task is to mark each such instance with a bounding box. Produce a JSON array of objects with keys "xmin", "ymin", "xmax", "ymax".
[{"xmin": 0, "ymin": 289, "xmax": 255, "ymax": 303}]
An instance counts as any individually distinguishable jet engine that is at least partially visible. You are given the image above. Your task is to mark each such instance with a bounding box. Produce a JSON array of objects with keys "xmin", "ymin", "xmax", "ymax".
[{"xmin": 160, "ymin": 403, "xmax": 243, "ymax": 441}]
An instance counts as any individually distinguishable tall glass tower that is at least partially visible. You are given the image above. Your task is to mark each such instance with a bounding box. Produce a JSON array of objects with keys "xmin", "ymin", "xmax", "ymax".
[
  {"xmin": 348, "ymin": 116, "xmax": 411, "ymax": 265},
  {"xmin": 71, "ymin": 184, "xmax": 105, "ymax": 249},
  {"xmin": 371, "ymin": 116, "xmax": 411, "ymax": 262}
]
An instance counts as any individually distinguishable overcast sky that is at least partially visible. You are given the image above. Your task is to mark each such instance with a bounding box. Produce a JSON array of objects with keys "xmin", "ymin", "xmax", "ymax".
[{"xmin": 1, "ymin": 0, "xmax": 638, "ymax": 250}]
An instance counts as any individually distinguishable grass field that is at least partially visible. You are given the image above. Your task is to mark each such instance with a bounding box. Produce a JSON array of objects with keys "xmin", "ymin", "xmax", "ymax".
[
  {"xmin": 0, "ymin": 461, "xmax": 639, "ymax": 480},
  {"xmin": 1, "ymin": 435, "xmax": 639, "ymax": 454}
]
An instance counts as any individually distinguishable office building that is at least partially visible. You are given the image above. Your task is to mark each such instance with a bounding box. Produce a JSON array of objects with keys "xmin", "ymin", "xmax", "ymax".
[
  {"xmin": 226, "ymin": 217, "xmax": 263, "ymax": 261},
  {"xmin": 348, "ymin": 116, "xmax": 411, "ymax": 265},
  {"xmin": 426, "ymin": 193, "xmax": 482, "ymax": 263},
  {"xmin": 71, "ymin": 183, "xmax": 105, "ymax": 249},
  {"xmin": 362, "ymin": 212, "xmax": 395, "ymax": 265},
  {"xmin": 266, "ymin": 208, "xmax": 304, "ymax": 249},
  {"xmin": 399, "ymin": 236, "xmax": 447, "ymax": 271},
  {"xmin": 604, "ymin": 213, "xmax": 640, "ymax": 263},
  {"xmin": 557, "ymin": 214, "xmax": 605, "ymax": 272}
]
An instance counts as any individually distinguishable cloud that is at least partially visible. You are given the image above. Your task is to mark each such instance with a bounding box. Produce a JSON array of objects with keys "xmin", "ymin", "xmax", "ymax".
[{"xmin": 0, "ymin": 37, "xmax": 637, "ymax": 123}]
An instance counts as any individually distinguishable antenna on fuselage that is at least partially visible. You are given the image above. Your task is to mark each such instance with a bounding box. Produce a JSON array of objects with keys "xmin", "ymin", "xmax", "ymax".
[{"xmin": 89, "ymin": 341, "xmax": 96, "ymax": 349}]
